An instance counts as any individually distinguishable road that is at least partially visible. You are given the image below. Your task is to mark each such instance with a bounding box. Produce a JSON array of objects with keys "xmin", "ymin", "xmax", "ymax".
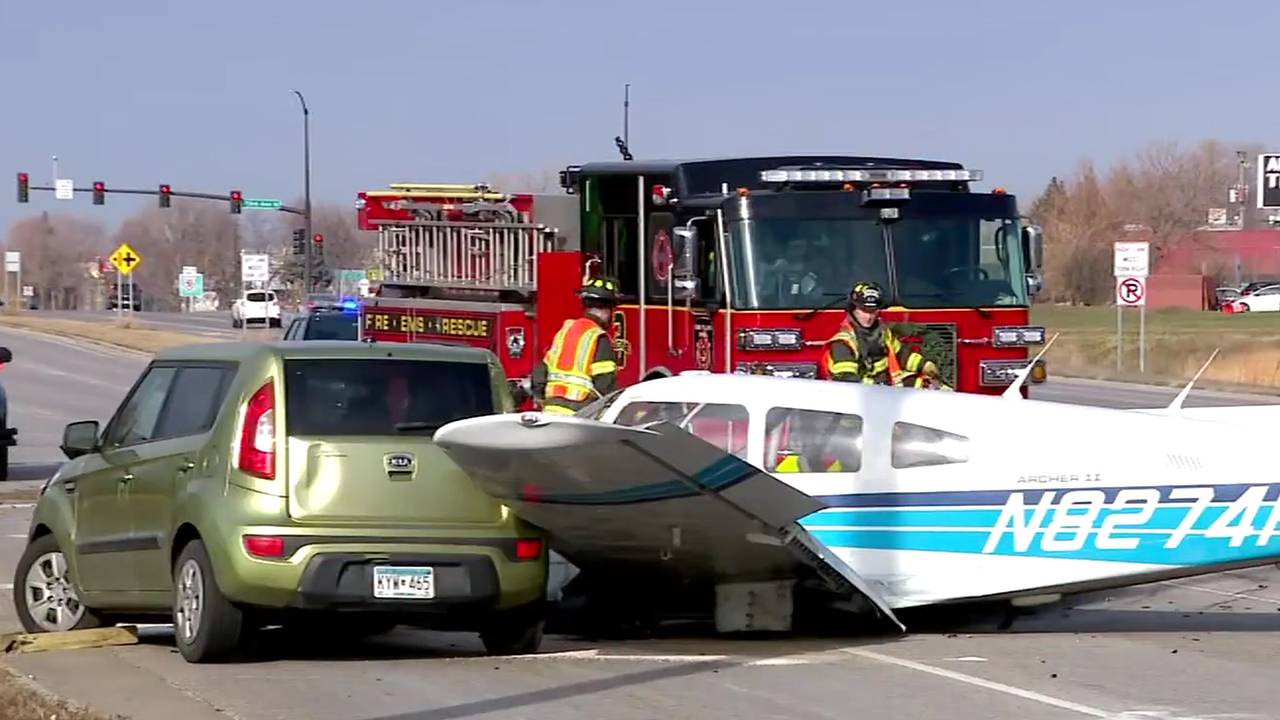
[{"xmin": 4, "ymin": 326, "xmax": 1280, "ymax": 720}]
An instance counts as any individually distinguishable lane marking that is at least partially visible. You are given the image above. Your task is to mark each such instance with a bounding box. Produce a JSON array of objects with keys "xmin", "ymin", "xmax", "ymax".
[
  {"xmin": 514, "ymin": 649, "xmax": 814, "ymax": 666},
  {"xmin": 1162, "ymin": 581, "xmax": 1280, "ymax": 606},
  {"xmin": 841, "ymin": 648, "xmax": 1114, "ymax": 718},
  {"xmin": 7, "ymin": 534, "xmax": 26, "ymax": 538},
  {"xmin": 0, "ymin": 583, "xmax": 12, "ymax": 591}
]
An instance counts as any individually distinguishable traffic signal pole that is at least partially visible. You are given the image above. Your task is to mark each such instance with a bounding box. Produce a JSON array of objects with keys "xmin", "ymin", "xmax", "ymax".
[{"xmin": 15, "ymin": 181, "xmax": 306, "ymax": 216}]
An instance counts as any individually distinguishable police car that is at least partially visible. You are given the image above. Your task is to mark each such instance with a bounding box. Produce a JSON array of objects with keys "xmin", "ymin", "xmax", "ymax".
[{"xmin": 282, "ymin": 297, "xmax": 361, "ymax": 341}]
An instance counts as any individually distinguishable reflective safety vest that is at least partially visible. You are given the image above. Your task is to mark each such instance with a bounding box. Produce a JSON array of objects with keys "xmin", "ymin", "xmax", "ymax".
[
  {"xmin": 775, "ymin": 454, "xmax": 843, "ymax": 473},
  {"xmin": 822, "ymin": 320, "xmax": 923, "ymax": 385},
  {"xmin": 542, "ymin": 318, "xmax": 613, "ymax": 413}
]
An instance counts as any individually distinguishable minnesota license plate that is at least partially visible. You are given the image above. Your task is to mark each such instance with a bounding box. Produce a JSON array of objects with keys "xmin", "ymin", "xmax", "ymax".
[{"xmin": 372, "ymin": 566, "xmax": 435, "ymax": 599}]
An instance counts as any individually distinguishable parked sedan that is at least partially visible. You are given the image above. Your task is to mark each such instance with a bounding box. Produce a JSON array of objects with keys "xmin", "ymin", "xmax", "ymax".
[{"xmin": 1225, "ymin": 285, "xmax": 1280, "ymax": 313}]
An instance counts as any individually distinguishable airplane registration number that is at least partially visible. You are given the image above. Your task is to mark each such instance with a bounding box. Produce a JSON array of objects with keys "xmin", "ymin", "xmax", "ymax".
[{"xmin": 982, "ymin": 486, "xmax": 1280, "ymax": 554}]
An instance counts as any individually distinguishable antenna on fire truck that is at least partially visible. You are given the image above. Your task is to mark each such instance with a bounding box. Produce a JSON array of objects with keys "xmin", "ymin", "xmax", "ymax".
[{"xmin": 614, "ymin": 83, "xmax": 633, "ymax": 161}]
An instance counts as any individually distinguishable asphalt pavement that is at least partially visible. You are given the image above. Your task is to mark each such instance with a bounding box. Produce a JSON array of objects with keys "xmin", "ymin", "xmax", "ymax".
[{"xmin": 5, "ymin": 326, "xmax": 1280, "ymax": 720}]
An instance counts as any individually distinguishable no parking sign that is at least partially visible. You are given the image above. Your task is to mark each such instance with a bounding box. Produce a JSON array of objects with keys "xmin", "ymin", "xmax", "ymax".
[{"xmin": 1116, "ymin": 276, "xmax": 1146, "ymax": 306}]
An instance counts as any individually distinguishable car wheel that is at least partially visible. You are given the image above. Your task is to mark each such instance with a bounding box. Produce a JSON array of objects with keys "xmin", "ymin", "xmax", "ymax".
[
  {"xmin": 1239, "ymin": 302, "xmax": 1251, "ymax": 312},
  {"xmin": 479, "ymin": 606, "xmax": 545, "ymax": 655},
  {"xmin": 0, "ymin": 440, "xmax": 8, "ymax": 483},
  {"xmin": 173, "ymin": 539, "xmax": 244, "ymax": 663},
  {"xmin": 14, "ymin": 534, "xmax": 103, "ymax": 634}
]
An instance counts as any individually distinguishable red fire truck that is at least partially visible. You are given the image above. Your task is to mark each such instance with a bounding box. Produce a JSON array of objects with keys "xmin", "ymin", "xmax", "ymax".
[{"xmin": 356, "ymin": 156, "xmax": 1048, "ymax": 405}]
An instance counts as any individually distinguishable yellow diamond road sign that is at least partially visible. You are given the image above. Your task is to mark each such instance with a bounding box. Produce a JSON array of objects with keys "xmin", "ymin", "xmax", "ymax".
[{"xmin": 109, "ymin": 243, "xmax": 142, "ymax": 275}]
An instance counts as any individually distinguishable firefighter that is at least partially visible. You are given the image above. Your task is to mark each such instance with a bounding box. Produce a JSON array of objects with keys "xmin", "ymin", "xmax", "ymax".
[
  {"xmin": 530, "ymin": 276, "xmax": 621, "ymax": 415},
  {"xmin": 821, "ymin": 280, "xmax": 942, "ymax": 388}
]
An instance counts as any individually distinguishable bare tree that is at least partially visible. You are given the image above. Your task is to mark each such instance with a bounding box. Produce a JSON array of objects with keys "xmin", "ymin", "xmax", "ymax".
[
  {"xmin": 113, "ymin": 199, "xmax": 244, "ymax": 311},
  {"xmin": 2, "ymin": 213, "xmax": 109, "ymax": 309}
]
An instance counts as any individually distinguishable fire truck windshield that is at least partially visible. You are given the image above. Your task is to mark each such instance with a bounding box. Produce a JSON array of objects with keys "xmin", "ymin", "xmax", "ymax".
[{"xmin": 724, "ymin": 193, "xmax": 1028, "ymax": 310}]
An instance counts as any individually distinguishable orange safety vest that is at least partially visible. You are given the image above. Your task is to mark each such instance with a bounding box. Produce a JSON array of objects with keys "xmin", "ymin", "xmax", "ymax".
[
  {"xmin": 824, "ymin": 321, "xmax": 904, "ymax": 384},
  {"xmin": 542, "ymin": 318, "xmax": 608, "ymax": 411}
]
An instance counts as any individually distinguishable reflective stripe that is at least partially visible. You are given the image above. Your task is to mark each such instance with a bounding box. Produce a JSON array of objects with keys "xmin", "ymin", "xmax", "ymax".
[
  {"xmin": 543, "ymin": 318, "xmax": 607, "ymax": 404},
  {"xmin": 589, "ymin": 360, "xmax": 617, "ymax": 375},
  {"xmin": 775, "ymin": 455, "xmax": 842, "ymax": 473},
  {"xmin": 542, "ymin": 404, "xmax": 577, "ymax": 416},
  {"xmin": 828, "ymin": 361, "xmax": 858, "ymax": 374}
]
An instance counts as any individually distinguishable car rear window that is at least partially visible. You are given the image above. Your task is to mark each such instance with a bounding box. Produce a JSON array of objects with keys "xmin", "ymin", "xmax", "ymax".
[
  {"xmin": 303, "ymin": 313, "xmax": 359, "ymax": 340},
  {"xmin": 283, "ymin": 359, "xmax": 495, "ymax": 436},
  {"xmin": 247, "ymin": 291, "xmax": 269, "ymax": 302}
]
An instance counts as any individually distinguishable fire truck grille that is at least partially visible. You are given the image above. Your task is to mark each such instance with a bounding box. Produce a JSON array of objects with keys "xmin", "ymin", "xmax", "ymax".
[{"xmin": 888, "ymin": 321, "xmax": 957, "ymax": 387}]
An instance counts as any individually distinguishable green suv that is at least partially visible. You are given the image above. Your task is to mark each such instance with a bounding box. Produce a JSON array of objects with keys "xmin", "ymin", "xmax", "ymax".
[{"xmin": 13, "ymin": 340, "xmax": 548, "ymax": 662}]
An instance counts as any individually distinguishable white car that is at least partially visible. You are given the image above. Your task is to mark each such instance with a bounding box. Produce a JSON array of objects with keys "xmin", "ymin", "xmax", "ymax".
[
  {"xmin": 231, "ymin": 289, "xmax": 282, "ymax": 328},
  {"xmin": 1227, "ymin": 284, "xmax": 1280, "ymax": 313}
]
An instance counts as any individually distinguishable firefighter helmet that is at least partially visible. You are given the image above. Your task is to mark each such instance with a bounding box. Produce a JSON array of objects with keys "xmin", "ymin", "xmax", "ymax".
[
  {"xmin": 848, "ymin": 281, "xmax": 886, "ymax": 311},
  {"xmin": 578, "ymin": 276, "xmax": 620, "ymax": 306}
]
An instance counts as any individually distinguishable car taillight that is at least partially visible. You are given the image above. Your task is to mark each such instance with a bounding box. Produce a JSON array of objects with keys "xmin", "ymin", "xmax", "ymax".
[
  {"xmin": 243, "ymin": 535, "xmax": 285, "ymax": 558},
  {"xmin": 515, "ymin": 538, "xmax": 543, "ymax": 561},
  {"xmin": 238, "ymin": 380, "xmax": 275, "ymax": 479}
]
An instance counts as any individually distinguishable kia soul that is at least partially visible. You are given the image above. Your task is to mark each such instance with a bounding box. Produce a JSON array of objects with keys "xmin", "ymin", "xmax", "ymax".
[{"xmin": 14, "ymin": 340, "xmax": 548, "ymax": 662}]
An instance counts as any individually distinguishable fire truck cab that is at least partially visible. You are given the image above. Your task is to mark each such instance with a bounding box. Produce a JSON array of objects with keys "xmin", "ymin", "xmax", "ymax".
[{"xmin": 357, "ymin": 156, "xmax": 1048, "ymax": 405}]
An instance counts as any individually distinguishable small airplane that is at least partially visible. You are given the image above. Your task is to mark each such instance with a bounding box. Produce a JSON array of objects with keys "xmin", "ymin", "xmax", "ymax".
[{"xmin": 434, "ymin": 343, "xmax": 1280, "ymax": 635}]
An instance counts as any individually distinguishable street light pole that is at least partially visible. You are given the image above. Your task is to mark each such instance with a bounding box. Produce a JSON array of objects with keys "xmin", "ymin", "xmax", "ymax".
[{"xmin": 292, "ymin": 90, "xmax": 312, "ymax": 295}]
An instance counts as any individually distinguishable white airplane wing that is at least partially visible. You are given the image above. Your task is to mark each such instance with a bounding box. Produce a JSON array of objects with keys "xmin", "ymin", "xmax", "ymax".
[{"xmin": 433, "ymin": 412, "xmax": 903, "ymax": 630}]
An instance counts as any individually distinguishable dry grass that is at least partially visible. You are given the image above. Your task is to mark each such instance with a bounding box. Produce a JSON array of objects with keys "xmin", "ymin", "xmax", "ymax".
[
  {"xmin": 0, "ymin": 316, "xmax": 213, "ymax": 354},
  {"xmin": 1032, "ymin": 305, "xmax": 1280, "ymax": 392},
  {"xmin": 0, "ymin": 664, "xmax": 126, "ymax": 720}
]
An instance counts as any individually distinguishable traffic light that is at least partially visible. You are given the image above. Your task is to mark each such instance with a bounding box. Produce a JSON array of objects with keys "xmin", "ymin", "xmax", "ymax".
[
  {"xmin": 16, "ymin": 173, "xmax": 28, "ymax": 203},
  {"xmin": 313, "ymin": 233, "xmax": 324, "ymax": 257},
  {"xmin": 93, "ymin": 181, "xmax": 105, "ymax": 205},
  {"xmin": 229, "ymin": 190, "xmax": 242, "ymax": 214},
  {"xmin": 291, "ymin": 228, "xmax": 305, "ymax": 255},
  {"xmin": 158, "ymin": 184, "xmax": 171, "ymax": 208}
]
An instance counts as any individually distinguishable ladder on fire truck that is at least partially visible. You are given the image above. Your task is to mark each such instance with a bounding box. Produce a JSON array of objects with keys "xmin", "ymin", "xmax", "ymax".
[{"xmin": 370, "ymin": 183, "xmax": 561, "ymax": 292}]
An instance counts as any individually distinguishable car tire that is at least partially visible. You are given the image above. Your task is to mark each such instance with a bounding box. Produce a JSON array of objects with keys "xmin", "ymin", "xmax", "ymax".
[
  {"xmin": 0, "ymin": 440, "xmax": 8, "ymax": 483},
  {"xmin": 479, "ymin": 605, "xmax": 545, "ymax": 655},
  {"xmin": 1240, "ymin": 303, "xmax": 1251, "ymax": 312},
  {"xmin": 14, "ymin": 534, "xmax": 104, "ymax": 634},
  {"xmin": 173, "ymin": 539, "xmax": 244, "ymax": 663}
]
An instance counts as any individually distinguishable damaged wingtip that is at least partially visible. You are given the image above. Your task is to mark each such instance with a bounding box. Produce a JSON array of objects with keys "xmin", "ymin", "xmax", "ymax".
[
  {"xmin": 1001, "ymin": 332, "xmax": 1060, "ymax": 400},
  {"xmin": 1165, "ymin": 348, "xmax": 1221, "ymax": 415}
]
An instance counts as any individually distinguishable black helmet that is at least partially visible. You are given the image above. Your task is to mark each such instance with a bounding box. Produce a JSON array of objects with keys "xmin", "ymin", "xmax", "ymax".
[
  {"xmin": 849, "ymin": 281, "xmax": 886, "ymax": 311},
  {"xmin": 578, "ymin": 276, "xmax": 620, "ymax": 306}
]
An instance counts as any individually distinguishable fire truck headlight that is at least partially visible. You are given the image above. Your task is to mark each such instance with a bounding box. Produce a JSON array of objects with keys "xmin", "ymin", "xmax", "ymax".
[
  {"xmin": 992, "ymin": 325, "xmax": 1046, "ymax": 347},
  {"xmin": 738, "ymin": 328, "xmax": 803, "ymax": 350}
]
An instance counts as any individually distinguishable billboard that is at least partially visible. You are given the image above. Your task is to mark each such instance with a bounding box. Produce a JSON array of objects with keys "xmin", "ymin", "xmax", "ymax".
[{"xmin": 1257, "ymin": 153, "xmax": 1280, "ymax": 209}]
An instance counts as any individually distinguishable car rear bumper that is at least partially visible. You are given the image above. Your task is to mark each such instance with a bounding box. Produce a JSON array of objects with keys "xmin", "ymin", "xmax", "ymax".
[
  {"xmin": 215, "ymin": 537, "xmax": 546, "ymax": 615},
  {"xmin": 290, "ymin": 551, "xmax": 499, "ymax": 612}
]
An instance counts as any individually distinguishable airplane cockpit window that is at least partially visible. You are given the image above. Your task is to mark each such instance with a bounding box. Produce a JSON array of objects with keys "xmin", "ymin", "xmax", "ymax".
[
  {"xmin": 765, "ymin": 408, "xmax": 862, "ymax": 473},
  {"xmin": 614, "ymin": 401, "xmax": 749, "ymax": 459},
  {"xmin": 891, "ymin": 422, "xmax": 970, "ymax": 469}
]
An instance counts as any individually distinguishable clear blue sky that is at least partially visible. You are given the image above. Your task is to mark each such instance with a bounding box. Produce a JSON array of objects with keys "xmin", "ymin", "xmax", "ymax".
[{"xmin": 2, "ymin": 0, "xmax": 1277, "ymax": 237}]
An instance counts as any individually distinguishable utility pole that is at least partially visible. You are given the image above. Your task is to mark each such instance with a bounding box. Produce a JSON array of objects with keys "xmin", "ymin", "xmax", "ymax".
[{"xmin": 293, "ymin": 90, "xmax": 312, "ymax": 295}]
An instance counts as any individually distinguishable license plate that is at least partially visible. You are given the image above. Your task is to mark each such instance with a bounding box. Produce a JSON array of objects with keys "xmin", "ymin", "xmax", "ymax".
[{"xmin": 372, "ymin": 566, "xmax": 435, "ymax": 599}]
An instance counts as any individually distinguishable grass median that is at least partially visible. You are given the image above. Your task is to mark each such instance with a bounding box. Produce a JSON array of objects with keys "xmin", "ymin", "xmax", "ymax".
[
  {"xmin": 0, "ymin": 665, "xmax": 125, "ymax": 720},
  {"xmin": 0, "ymin": 314, "xmax": 213, "ymax": 354},
  {"xmin": 1032, "ymin": 305, "xmax": 1280, "ymax": 393}
]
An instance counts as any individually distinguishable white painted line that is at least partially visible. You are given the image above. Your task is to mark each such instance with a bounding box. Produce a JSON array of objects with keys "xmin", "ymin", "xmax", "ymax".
[
  {"xmin": 0, "ymin": 503, "xmax": 34, "ymax": 509},
  {"xmin": 948, "ymin": 656, "xmax": 988, "ymax": 662},
  {"xmin": 1162, "ymin": 581, "xmax": 1280, "ymax": 606},
  {"xmin": 0, "ymin": 583, "xmax": 12, "ymax": 591},
  {"xmin": 7, "ymin": 534, "xmax": 26, "ymax": 539},
  {"xmin": 842, "ymin": 648, "xmax": 1114, "ymax": 718},
  {"xmin": 516, "ymin": 649, "xmax": 813, "ymax": 666}
]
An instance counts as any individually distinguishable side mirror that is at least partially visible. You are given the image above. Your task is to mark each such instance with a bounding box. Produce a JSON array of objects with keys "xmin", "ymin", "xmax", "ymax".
[
  {"xmin": 1022, "ymin": 225, "xmax": 1045, "ymax": 272},
  {"xmin": 1026, "ymin": 274, "xmax": 1044, "ymax": 297},
  {"xmin": 0, "ymin": 346, "xmax": 10, "ymax": 364},
  {"xmin": 60, "ymin": 421, "xmax": 100, "ymax": 460},
  {"xmin": 672, "ymin": 226, "xmax": 700, "ymax": 301}
]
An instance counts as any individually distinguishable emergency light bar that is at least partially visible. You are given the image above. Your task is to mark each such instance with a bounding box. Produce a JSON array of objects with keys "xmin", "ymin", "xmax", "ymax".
[{"xmin": 760, "ymin": 168, "xmax": 983, "ymax": 183}]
